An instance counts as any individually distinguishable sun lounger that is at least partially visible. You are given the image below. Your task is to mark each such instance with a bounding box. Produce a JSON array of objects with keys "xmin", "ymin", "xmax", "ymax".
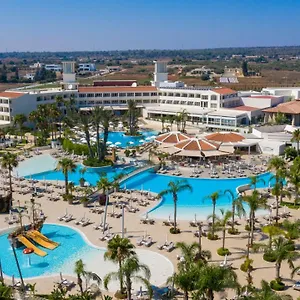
[
  {"xmin": 105, "ymin": 233, "xmax": 115, "ymax": 242},
  {"xmin": 157, "ymin": 241, "xmax": 168, "ymax": 250},
  {"xmin": 75, "ymin": 217, "xmax": 85, "ymax": 225},
  {"xmin": 144, "ymin": 237, "xmax": 153, "ymax": 247},
  {"xmin": 58, "ymin": 213, "xmax": 68, "ymax": 221},
  {"xmin": 136, "ymin": 237, "xmax": 144, "ymax": 246},
  {"xmin": 99, "ymin": 232, "xmax": 109, "ymax": 241},
  {"xmin": 81, "ymin": 218, "xmax": 92, "ymax": 227},
  {"xmin": 63, "ymin": 214, "xmax": 74, "ymax": 222},
  {"xmin": 163, "ymin": 220, "xmax": 171, "ymax": 226},
  {"xmin": 164, "ymin": 242, "xmax": 175, "ymax": 252}
]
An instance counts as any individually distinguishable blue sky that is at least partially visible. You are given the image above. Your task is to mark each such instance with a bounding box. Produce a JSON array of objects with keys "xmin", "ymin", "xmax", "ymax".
[{"xmin": 1, "ymin": 0, "xmax": 300, "ymax": 51}]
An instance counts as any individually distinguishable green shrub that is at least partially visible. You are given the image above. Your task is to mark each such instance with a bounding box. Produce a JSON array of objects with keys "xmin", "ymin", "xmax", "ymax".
[
  {"xmin": 169, "ymin": 227, "xmax": 180, "ymax": 234},
  {"xmin": 62, "ymin": 139, "xmax": 92, "ymax": 156},
  {"xmin": 240, "ymin": 258, "xmax": 254, "ymax": 272},
  {"xmin": 286, "ymin": 240, "xmax": 295, "ymax": 251},
  {"xmin": 228, "ymin": 228, "xmax": 239, "ymax": 235},
  {"xmin": 217, "ymin": 248, "xmax": 230, "ymax": 256},
  {"xmin": 83, "ymin": 158, "xmax": 113, "ymax": 167},
  {"xmin": 270, "ymin": 279, "xmax": 285, "ymax": 291},
  {"xmin": 207, "ymin": 232, "xmax": 218, "ymax": 240},
  {"xmin": 245, "ymin": 224, "xmax": 250, "ymax": 231},
  {"xmin": 263, "ymin": 251, "xmax": 277, "ymax": 262}
]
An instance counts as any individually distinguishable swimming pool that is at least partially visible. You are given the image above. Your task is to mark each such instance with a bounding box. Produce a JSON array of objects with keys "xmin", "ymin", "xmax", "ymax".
[
  {"xmin": 27, "ymin": 164, "xmax": 135, "ymax": 186},
  {"xmin": 123, "ymin": 170, "xmax": 274, "ymax": 220},
  {"xmin": 0, "ymin": 224, "xmax": 173, "ymax": 291},
  {"xmin": 14, "ymin": 154, "xmax": 135, "ymax": 186},
  {"xmin": 100, "ymin": 130, "xmax": 157, "ymax": 148}
]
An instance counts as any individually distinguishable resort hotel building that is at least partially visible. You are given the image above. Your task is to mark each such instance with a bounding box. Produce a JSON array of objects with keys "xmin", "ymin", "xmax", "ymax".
[{"xmin": 1, "ymin": 60, "xmax": 300, "ymax": 130}]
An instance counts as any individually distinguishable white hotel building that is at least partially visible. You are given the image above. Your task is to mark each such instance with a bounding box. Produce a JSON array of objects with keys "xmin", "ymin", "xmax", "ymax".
[{"xmin": 0, "ymin": 61, "xmax": 288, "ymax": 130}]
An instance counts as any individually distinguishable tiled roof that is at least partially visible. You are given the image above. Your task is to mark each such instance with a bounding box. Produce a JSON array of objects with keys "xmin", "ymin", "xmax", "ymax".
[
  {"xmin": 0, "ymin": 92, "xmax": 24, "ymax": 99},
  {"xmin": 78, "ymin": 86, "xmax": 157, "ymax": 93},
  {"xmin": 175, "ymin": 138, "xmax": 219, "ymax": 151},
  {"xmin": 155, "ymin": 131, "xmax": 190, "ymax": 144},
  {"xmin": 212, "ymin": 88, "xmax": 236, "ymax": 95},
  {"xmin": 206, "ymin": 132, "xmax": 245, "ymax": 143},
  {"xmin": 263, "ymin": 100, "xmax": 300, "ymax": 114}
]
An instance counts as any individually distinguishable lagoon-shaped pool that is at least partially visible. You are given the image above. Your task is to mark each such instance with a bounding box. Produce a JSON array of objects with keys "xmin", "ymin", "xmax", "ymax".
[{"xmin": 0, "ymin": 224, "xmax": 173, "ymax": 291}]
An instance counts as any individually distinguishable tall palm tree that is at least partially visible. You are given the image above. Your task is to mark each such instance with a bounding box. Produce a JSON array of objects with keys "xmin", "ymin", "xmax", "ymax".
[
  {"xmin": 1, "ymin": 152, "xmax": 18, "ymax": 198},
  {"xmin": 253, "ymin": 280, "xmax": 292, "ymax": 300},
  {"xmin": 126, "ymin": 100, "xmax": 139, "ymax": 136},
  {"xmin": 55, "ymin": 158, "xmax": 76, "ymax": 195},
  {"xmin": 249, "ymin": 176, "xmax": 265, "ymax": 190},
  {"xmin": 195, "ymin": 264, "xmax": 240, "ymax": 300},
  {"xmin": 287, "ymin": 158, "xmax": 300, "ymax": 206},
  {"xmin": 242, "ymin": 190, "xmax": 267, "ymax": 248},
  {"xmin": 104, "ymin": 235, "xmax": 135, "ymax": 294},
  {"xmin": 204, "ymin": 191, "xmax": 221, "ymax": 238},
  {"xmin": 224, "ymin": 189, "xmax": 245, "ymax": 233},
  {"xmin": 282, "ymin": 219, "xmax": 300, "ymax": 241},
  {"xmin": 272, "ymin": 237, "xmax": 300, "ymax": 281},
  {"xmin": 216, "ymin": 209, "xmax": 232, "ymax": 251},
  {"xmin": 291, "ymin": 128, "xmax": 300, "ymax": 154},
  {"xmin": 176, "ymin": 242, "xmax": 199, "ymax": 268},
  {"xmin": 13, "ymin": 114, "xmax": 27, "ymax": 140},
  {"xmin": 167, "ymin": 263, "xmax": 200, "ymax": 300},
  {"xmin": 262, "ymin": 225, "xmax": 283, "ymax": 249},
  {"xmin": 104, "ymin": 255, "xmax": 152, "ymax": 300},
  {"xmin": 159, "ymin": 179, "xmax": 192, "ymax": 233},
  {"xmin": 74, "ymin": 259, "xmax": 85, "ymax": 294}
]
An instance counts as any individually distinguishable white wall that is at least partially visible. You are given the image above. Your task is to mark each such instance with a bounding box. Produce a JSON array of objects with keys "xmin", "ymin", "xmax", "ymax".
[{"xmin": 241, "ymin": 96, "xmax": 284, "ymax": 108}]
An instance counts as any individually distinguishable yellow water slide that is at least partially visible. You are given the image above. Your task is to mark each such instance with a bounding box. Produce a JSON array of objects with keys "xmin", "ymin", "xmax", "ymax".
[
  {"xmin": 25, "ymin": 231, "xmax": 59, "ymax": 250},
  {"xmin": 17, "ymin": 235, "xmax": 47, "ymax": 257}
]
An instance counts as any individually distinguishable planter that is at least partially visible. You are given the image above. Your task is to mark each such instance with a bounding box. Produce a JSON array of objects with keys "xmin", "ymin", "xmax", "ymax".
[
  {"xmin": 217, "ymin": 248, "xmax": 231, "ymax": 256},
  {"xmin": 270, "ymin": 280, "xmax": 285, "ymax": 291},
  {"xmin": 170, "ymin": 227, "xmax": 180, "ymax": 234}
]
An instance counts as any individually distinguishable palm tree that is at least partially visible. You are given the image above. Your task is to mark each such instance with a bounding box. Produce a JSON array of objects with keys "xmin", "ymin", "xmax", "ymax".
[
  {"xmin": 13, "ymin": 113, "xmax": 27, "ymax": 140},
  {"xmin": 0, "ymin": 282, "xmax": 12, "ymax": 299},
  {"xmin": 55, "ymin": 158, "xmax": 76, "ymax": 195},
  {"xmin": 253, "ymin": 280, "xmax": 292, "ymax": 300},
  {"xmin": 249, "ymin": 176, "xmax": 265, "ymax": 190},
  {"xmin": 282, "ymin": 219, "xmax": 300, "ymax": 241},
  {"xmin": 195, "ymin": 264, "xmax": 239, "ymax": 300},
  {"xmin": 287, "ymin": 158, "xmax": 300, "ymax": 206},
  {"xmin": 159, "ymin": 179, "xmax": 192, "ymax": 233},
  {"xmin": 104, "ymin": 235, "xmax": 135, "ymax": 294},
  {"xmin": 262, "ymin": 225, "xmax": 283, "ymax": 248},
  {"xmin": 126, "ymin": 100, "xmax": 139, "ymax": 136},
  {"xmin": 176, "ymin": 242, "xmax": 199, "ymax": 268},
  {"xmin": 204, "ymin": 191, "xmax": 221, "ymax": 238},
  {"xmin": 160, "ymin": 115, "xmax": 167, "ymax": 132},
  {"xmin": 216, "ymin": 209, "xmax": 232, "ymax": 251},
  {"xmin": 1, "ymin": 152, "xmax": 18, "ymax": 198},
  {"xmin": 242, "ymin": 190, "xmax": 267, "ymax": 248},
  {"xmin": 167, "ymin": 263, "xmax": 200, "ymax": 300},
  {"xmin": 104, "ymin": 255, "xmax": 151, "ymax": 300},
  {"xmin": 224, "ymin": 189, "xmax": 245, "ymax": 233},
  {"xmin": 272, "ymin": 237, "xmax": 300, "ymax": 280},
  {"xmin": 74, "ymin": 259, "xmax": 85, "ymax": 294},
  {"xmin": 291, "ymin": 128, "xmax": 300, "ymax": 154}
]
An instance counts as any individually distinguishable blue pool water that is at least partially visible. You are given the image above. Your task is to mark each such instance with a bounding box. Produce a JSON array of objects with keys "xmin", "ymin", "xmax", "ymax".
[
  {"xmin": 0, "ymin": 224, "xmax": 98, "ymax": 278},
  {"xmin": 100, "ymin": 130, "xmax": 157, "ymax": 148},
  {"xmin": 28, "ymin": 164, "xmax": 136, "ymax": 186},
  {"xmin": 123, "ymin": 170, "xmax": 275, "ymax": 220},
  {"xmin": 0, "ymin": 224, "xmax": 173, "ymax": 286}
]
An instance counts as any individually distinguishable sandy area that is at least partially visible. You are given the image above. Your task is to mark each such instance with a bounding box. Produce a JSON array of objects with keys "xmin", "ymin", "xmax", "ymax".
[{"xmin": 0, "ymin": 148, "xmax": 299, "ymax": 299}]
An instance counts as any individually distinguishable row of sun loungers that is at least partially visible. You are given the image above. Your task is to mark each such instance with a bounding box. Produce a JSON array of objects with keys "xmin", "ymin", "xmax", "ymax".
[
  {"xmin": 99, "ymin": 232, "xmax": 115, "ymax": 241},
  {"xmin": 157, "ymin": 241, "xmax": 175, "ymax": 252},
  {"xmin": 94, "ymin": 222, "xmax": 109, "ymax": 231},
  {"xmin": 74, "ymin": 217, "xmax": 93, "ymax": 227},
  {"xmin": 58, "ymin": 213, "xmax": 74, "ymax": 222},
  {"xmin": 136, "ymin": 236, "xmax": 153, "ymax": 247}
]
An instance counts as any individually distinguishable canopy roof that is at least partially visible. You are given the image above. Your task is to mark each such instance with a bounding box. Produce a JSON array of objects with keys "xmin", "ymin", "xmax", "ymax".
[
  {"xmin": 205, "ymin": 132, "xmax": 245, "ymax": 143},
  {"xmin": 174, "ymin": 138, "xmax": 219, "ymax": 152},
  {"xmin": 155, "ymin": 131, "xmax": 190, "ymax": 144}
]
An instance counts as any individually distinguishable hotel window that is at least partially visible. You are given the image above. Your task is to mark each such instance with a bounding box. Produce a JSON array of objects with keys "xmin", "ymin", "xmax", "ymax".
[
  {"xmin": 79, "ymin": 94, "xmax": 86, "ymax": 98},
  {"xmin": 189, "ymin": 94, "xmax": 195, "ymax": 98},
  {"xmin": 111, "ymin": 93, "xmax": 118, "ymax": 97},
  {"xmin": 158, "ymin": 92, "xmax": 162, "ymax": 96},
  {"xmin": 104, "ymin": 100, "xmax": 111, "ymax": 104},
  {"xmin": 119, "ymin": 93, "xmax": 126, "ymax": 97},
  {"xmin": 36, "ymin": 96, "xmax": 42, "ymax": 102},
  {"xmin": 174, "ymin": 100, "xmax": 179, "ymax": 104},
  {"xmin": 63, "ymin": 94, "xmax": 67, "ymax": 98},
  {"xmin": 187, "ymin": 101, "xmax": 194, "ymax": 105},
  {"xmin": 88, "ymin": 101, "xmax": 95, "ymax": 105},
  {"xmin": 180, "ymin": 101, "xmax": 186, "ymax": 104},
  {"xmin": 136, "ymin": 100, "xmax": 142, "ymax": 103},
  {"xmin": 201, "ymin": 95, "xmax": 208, "ymax": 100},
  {"xmin": 120, "ymin": 100, "xmax": 126, "ymax": 104},
  {"xmin": 95, "ymin": 93, "xmax": 102, "ymax": 97},
  {"xmin": 211, "ymin": 95, "xmax": 217, "ymax": 100},
  {"xmin": 151, "ymin": 99, "xmax": 158, "ymax": 103},
  {"xmin": 195, "ymin": 102, "xmax": 200, "ymax": 106},
  {"xmin": 87, "ymin": 93, "xmax": 94, "ymax": 97},
  {"xmin": 51, "ymin": 95, "xmax": 55, "ymax": 100},
  {"xmin": 182, "ymin": 93, "xmax": 188, "ymax": 97},
  {"xmin": 143, "ymin": 93, "xmax": 149, "ymax": 96},
  {"xmin": 143, "ymin": 99, "xmax": 150, "ymax": 103},
  {"xmin": 151, "ymin": 92, "xmax": 157, "ymax": 96},
  {"xmin": 175, "ymin": 93, "xmax": 180, "ymax": 97},
  {"xmin": 103, "ymin": 93, "xmax": 110, "ymax": 97},
  {"xmin": 195, "ymin": 94, "xmax": 201, "ymax": 98},
  {"xmin": 201, "ymin": 102, "xmax": 208, "ymax": 108},
  {"xmin": 168, "ymin": 93, "xmax": 174, "ymax": 96},
  {"xmin": 127, "ymin": 93, "xmax": 134, "ymax": 97},
  {"xmin": 211, "ymin": 103, "xmax": 217, "ymax": 109},
  {"xmin": 135, "ymin": 93, "xmax": 142, "ymax": 97},
  {"xmin": 166, "ymin": 100, "xmax": 172, "ymax": 104},
  {"xmin": 161, "ymin": 100, "xmax": 166, "ymax": 104}
]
